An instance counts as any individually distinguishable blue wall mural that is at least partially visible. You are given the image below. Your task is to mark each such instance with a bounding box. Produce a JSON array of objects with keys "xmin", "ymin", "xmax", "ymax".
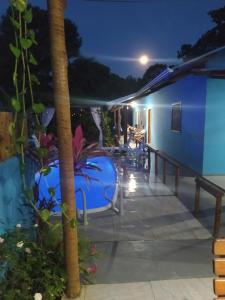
[
  {"xmin": 203, "ymin": 78, "xmax": 225, "ymax": 174},
  {"xmin": 0, "ymin": 156, "xmax": 34, "ymax": 234},
  {"xmin": 134, "ymin": 75, "xmax": 207, "ymax": 173}
]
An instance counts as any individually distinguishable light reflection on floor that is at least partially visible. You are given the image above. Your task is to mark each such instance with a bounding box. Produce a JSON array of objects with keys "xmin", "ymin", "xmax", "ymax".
[{"xmin": 128, "ymin": 173, "xmax": 137, "ymax": 192}]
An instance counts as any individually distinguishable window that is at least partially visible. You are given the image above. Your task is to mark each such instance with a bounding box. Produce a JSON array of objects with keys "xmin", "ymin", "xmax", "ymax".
[{"xmin": 171, "ymin": 102, "xmax": 181, "ymax": 132}]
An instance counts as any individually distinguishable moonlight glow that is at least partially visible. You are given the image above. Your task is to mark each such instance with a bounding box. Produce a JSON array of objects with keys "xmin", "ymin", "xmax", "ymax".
[{"xmin": 139, "ymin": 55, "xmax": 149, "ymax": 65}]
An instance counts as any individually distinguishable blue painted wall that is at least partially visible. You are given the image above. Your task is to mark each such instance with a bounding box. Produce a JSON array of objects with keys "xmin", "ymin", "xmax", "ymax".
[
  {"xmin": 206, "ymin": 50, "xmax": 225, "ymax": 69},
  {"xmin": 134, "ymin": 75, "xmax": 207, "ymax": 173},
  {"xmin": 0, "ymin": 156, "xmax": 34, "ymax": 234},
  {"xmin": 203, "ymin": 78, "xmax": 225, "ymax": 174}
]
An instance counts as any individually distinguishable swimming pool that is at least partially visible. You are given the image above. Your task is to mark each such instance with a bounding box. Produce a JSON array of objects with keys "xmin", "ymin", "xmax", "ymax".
[{"xmin": 36, "ymin": 156, "xmax": 118, "ymax": 214}]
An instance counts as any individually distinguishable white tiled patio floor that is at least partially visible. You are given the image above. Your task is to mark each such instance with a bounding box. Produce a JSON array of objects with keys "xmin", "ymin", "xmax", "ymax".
[{"xmin": 81, "ymin": 277, "xmax": 214, "ymax": 300}]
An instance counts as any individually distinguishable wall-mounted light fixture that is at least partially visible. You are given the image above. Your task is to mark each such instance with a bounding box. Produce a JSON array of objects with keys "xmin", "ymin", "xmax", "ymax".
[{"xmin": 131, "ymin": 101, "xmax": 137, "ymax": 108}]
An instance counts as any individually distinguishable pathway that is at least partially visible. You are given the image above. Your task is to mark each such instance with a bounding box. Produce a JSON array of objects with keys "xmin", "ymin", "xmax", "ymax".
[{"xmin": 78, "ymin": 156, "xmax": 215, "ymax": 299}]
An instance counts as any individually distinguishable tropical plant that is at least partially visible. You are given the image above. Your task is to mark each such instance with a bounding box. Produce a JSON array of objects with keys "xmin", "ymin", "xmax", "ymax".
[
  {"xmin": 7, "ymin": 0, "xmax": 81, "ymax": 298},
  {"xmin": 101, "ymin": 110, "xmax": 114, "ymax": 147},
  {"xmin": 0, "ymin": 2, "xmax": 101, "ymax": 300},
  {"xmin": 39, "ymin": 133, "xmax": 58, "ymax": 164},
  {"xmin": 0, "ymin": 226, "xmax": 65, "ymax": 300},
  {"xmin": 72, "ymin": 124, "xmax": 105, "ymax": 171},
  {"xmin": 0, "ymin": 225, "xmax": 98, "ymax": 300}
]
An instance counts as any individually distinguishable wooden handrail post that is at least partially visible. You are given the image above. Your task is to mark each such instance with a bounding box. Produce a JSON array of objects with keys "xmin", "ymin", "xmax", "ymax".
[
  {"xmin": 214, "ymin": 194, "xmax": 222, "ymax": 237},
  {"xmin": 174, "ymin": 167, "xmax": 179, "ymax": 196},
  {"xmin": 155, "ymin": 152, "xmax": 158, "ymax": 177},
  {"xmin": 147, "ymin": 147, "xmax": 151, "ymax": 172},
  {"xmin": 194, "ymin": 180, "xmax": 200, "ymax": 216},
  {"xmin": 163, "ymin": 158, "xmax": 167, "ymax": 184},
  {"xmin": 194, "ymin": 177, "xmax": 224, "ymax": 236}
]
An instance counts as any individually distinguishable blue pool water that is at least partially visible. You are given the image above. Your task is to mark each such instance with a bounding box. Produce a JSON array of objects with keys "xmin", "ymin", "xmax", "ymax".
[{"xmin": 36, "ymin": 156, "xmax": 117, "ymax": 213}]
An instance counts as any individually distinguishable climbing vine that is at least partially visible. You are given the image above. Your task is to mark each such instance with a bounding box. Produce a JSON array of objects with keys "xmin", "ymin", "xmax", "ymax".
[
  {"xmin": 8, "ymin": 0, "xmax": 73, "ymax": 227},
  {"xmin": 8, "ymin": 0, "xmax": 53, "ymax": 220},
  {"xmin": 0, "ymin": 2, "xmax": 99, "ymax": 297},
  {"xmin": 10, "ymin": 0, "xmax": 42, "ymax": 162}
]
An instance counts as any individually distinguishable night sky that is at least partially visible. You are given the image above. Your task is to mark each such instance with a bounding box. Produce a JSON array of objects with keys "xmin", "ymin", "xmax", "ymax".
[{"xmin": 0, "ymin": 0, "xmax": 224, "ymax": 78}]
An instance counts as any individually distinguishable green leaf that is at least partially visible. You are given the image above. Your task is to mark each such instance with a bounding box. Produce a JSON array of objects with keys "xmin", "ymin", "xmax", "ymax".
[
  {"xmin": 11, "ymin": 97, "xmax": 21, "ymax": 112},
  {"xmin": 10, "ymin": 16, "xmax": 20, "ymax": 30},
  {"xmin": 24, "ymin": 8, "xmax": 32, "ymax": 23},
  {"xmin": 48, "ymin": 187, "xmax": 55, "ymax": 197},
  {"xmin": 11, "ymin": 0, "xmax": 27, "ymax": 12},
  {"xmin": 8, "ymin": 122, "xmax": 16, "ymax": 136},
  {"xmin": 29, "ymin": 53, "xmax": 37, "ymax": 65},
  {"xmin": 40, "ymin": 166, "xmax": 51, "ymax": 176},
  {"xmin": 20, "ymin": 161, "xmax": 25, "ymax": 174},
  {"xmin": 60, "ymin": 203, "xmax": 67, "ymax": 215},
  {"xmin": 32, "ymin": 102, "xmax": 45, "ymax": 113},
  {"xmin": 13, "ymin": 71, "xmax": 17, "ymax": 87},
  {"xmin": 70, "ymin": 218, "xmax": 77, "ymax": 228},
  {"xmin": 16, "ymin": 135, "xmax": 26, "ymax": 144},
  {"xmin": 39, "ymin": 209, "xmax": 50, "ymax": 222},
  {"xmin": 37, "ymin": 147, "xmax": 48, "ymax": 159},
  {"xmin": 36, "ymin": 124, "xmax": 46, "ymax": 133},
  {"xmin": 15, "ymin": 144, "xmax": 22, "ymax": 154},
  {"xmin": 24, "ymin": 188, "xmax": 33, "ymax": 200},
  {"xmin": 51, "ymin": 223, "xmax": 61, "ymax": 232},
  {"xmin": 19, "ymin": 37, "xmax": 32, "ymax": 49},
  {"xmin": 31, "ymin": 74, "xmax": 40, "ymax": 85},
  {"xmin": 28, "ymin": 29, "xmax": 37, "ymax": 45},
  {"xmin": 9, "ymin": 43, "xmax": 21, "ymax": 58},
  {"xmin": 28, "ymin": 29, "xmax": 35, "ymax": 40}
]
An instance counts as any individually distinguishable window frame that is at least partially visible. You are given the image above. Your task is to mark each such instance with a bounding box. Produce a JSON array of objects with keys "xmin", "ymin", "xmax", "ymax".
[{"xmin": 171, "ymin": 102, "xmax": 182, "ymax": 133}]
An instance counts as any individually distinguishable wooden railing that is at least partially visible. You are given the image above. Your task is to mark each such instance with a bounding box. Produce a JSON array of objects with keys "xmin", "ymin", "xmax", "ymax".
[
  {"xmin": 194, "ymin": 177, "xmax": 224, "ymax": 237},
  {"xmin": 147, "ymin": 145, "xmax": 180, "ymax": 196},
  {"xmin": 213, "ymin": 239, "xmax": 225, "ymax": 299},
  {"xmin": 147, "ymin": 145, "xmax": 225, "ymax": 237}
]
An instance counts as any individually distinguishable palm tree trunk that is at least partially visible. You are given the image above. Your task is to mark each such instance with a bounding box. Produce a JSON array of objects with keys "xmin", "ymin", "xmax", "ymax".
[{"xmin": 47, "ymin": 0, "xmax": 80, "ymax": 298}]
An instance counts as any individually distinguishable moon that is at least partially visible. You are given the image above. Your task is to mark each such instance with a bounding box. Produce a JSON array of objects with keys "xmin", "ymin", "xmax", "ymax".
[{"xmin": 139, "ymin": 55, "xmax": 149, "ymax": 65}]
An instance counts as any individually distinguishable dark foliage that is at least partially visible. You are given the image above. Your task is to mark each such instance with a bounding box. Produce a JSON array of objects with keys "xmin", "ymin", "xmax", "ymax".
[
  {"xmin": 0, "ymin": 5, "xmax": 81, "ymax": 106},
  {"xmin": 71, "ymin": 108, "xmax": 99, "ymax": 143},
  {"xmin": 177, "ymin": 6, "xmax": 225, "ymax": 60},
  {"xmin": 102, "ymin": 109, "xmax": 114, "ymax": 146},
  {"xmin": 68, "ymin": 57, "xmax": 139, "ymax": 100},
  {"xmin": 140, "ymin": 63, "xmax": 167, "ymax": 86}
]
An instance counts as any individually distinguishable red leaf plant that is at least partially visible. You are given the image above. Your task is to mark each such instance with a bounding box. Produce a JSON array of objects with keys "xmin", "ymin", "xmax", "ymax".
[
  {"xmin": 72, "ymin": 125, "xmax": 106, "ymax": 178},
  {"xmin": 90, "ymin": 244, "xmax": 97, "ymax": 255},
  {"xmin": 86, "ymin": 264, "xmax": 97, "ymax": 274},
  {"xmin": 40, "ymin": 133, "xmax": 58, "ymax": 164}
]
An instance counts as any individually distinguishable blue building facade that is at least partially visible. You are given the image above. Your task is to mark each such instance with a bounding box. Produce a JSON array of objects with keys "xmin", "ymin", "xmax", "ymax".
[
  {"xmin": 203, "ymin": 78, "xmax": 225, "ymax": 174},
  {"xmin": 131, "ymin": 47, "xmax": 225, "ymax": 175}
]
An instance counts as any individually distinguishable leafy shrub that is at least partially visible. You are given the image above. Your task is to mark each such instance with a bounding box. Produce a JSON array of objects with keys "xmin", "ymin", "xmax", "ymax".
[
  {"xmin": 0, "ymin": 226, "xmax": 65, "ymax": 300},
  {"xmin": 0, "ymin": 224, "xmax": 98, "ymax": 300}
]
